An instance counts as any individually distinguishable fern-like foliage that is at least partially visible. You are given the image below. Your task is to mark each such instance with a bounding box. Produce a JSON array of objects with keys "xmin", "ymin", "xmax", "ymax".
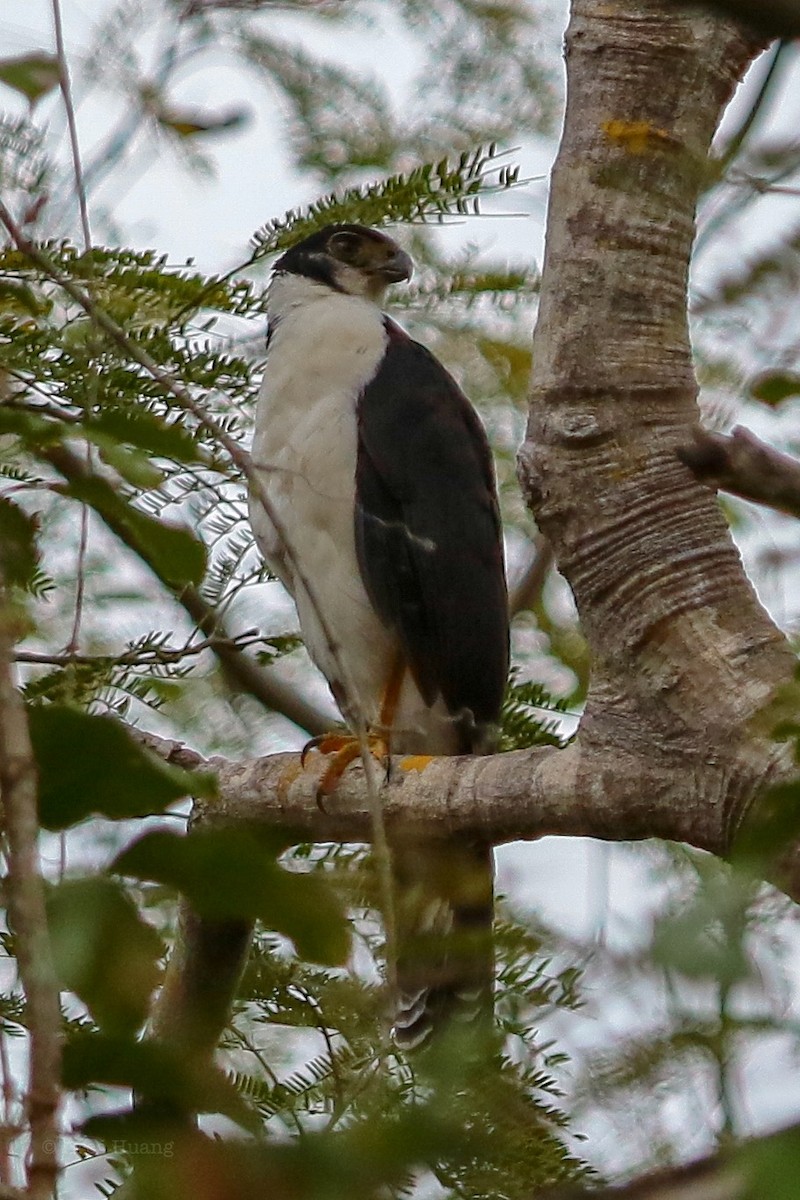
[
  {"xmin": 500, "ymin": 672, "xmax": 572, "ymax": 751},
  {"xmin": 220, "ymin": 910, "xmax": 592, "ymax": 1198},
  {"xmin": 250, "ymin": 146, "xmax": 523, "ymax": 260}
]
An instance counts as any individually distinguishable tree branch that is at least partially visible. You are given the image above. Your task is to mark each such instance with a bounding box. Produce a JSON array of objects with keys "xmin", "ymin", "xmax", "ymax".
[
  {"xmin": 549, "ymin": 1117, "xmax": 800, "ymax": 1199},
  {"xmin": 137, "ymin": 725, "xmax": 796, "ymax": 890},
  {"xmin": 682, "ymin": 0, "xmax": 800, "ymax": 38},
  {"xmin": 677, "ymin": 424, "xmax": 800, "ymax": 519},
  {"xmin": 508, "ymin": 535, "xmax": 554, "ymax": 617},
  {"xmin": 0, "ymin": 591, "xmax": 61, "ymax": 1200}
]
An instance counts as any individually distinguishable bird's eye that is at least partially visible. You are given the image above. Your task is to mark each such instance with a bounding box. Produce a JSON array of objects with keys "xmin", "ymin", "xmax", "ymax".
[{"xmin": 327, "ymin": 231, "xmax": 364, "ymax": 263}]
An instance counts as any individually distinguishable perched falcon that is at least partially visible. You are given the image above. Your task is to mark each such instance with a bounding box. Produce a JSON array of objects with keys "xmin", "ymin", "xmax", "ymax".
[{"xmin": 249, "ymin": 224, "xmax": 509, "ymax": 1047}]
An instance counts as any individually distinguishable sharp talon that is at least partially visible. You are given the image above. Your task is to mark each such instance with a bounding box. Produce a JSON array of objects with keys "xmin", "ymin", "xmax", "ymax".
[
  {"xmin": 303, "ymin": 728, "xmax": 395, "ymax": 801},
  {"xmin": 316, "ymin": 786, "xmax": 329, "ymax": 814},
  {"xmin": 301, "ymin": 735, "xmax": 325, "ymax": 766},
  {"xmin": 301, "ymin": 730, "xmax": 350, "ymax": 765},
  {"xmin": 380, "ymin": 737, "xmax": 393, "ymax": 784}
]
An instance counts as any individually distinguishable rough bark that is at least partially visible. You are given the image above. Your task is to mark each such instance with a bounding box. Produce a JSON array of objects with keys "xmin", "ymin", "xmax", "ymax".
[{"xmin": 518, "ymin": 1, "xmax": 789, "ymax": 855}]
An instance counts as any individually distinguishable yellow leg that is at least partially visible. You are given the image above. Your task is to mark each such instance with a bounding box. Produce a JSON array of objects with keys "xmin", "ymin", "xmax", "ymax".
[{"xmin": 305, "ymin": 654, "xmax": 408, "ymax": 798}]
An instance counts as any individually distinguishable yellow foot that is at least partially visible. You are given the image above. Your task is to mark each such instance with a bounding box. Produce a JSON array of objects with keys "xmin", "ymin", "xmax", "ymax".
[
  {"xmin": 301, "ymin": 730, "xmax": 390, "ymax": 806},
  {"xmin": 400, "ymin": 754, "xmax": 434, "ymax": 774}
]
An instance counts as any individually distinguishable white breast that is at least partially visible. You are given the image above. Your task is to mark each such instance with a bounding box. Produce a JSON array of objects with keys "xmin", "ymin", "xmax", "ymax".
[
  {"xmin": 249, "ymin": 274, "xmax": 463, "ymax": 753},
  {"xmin": 249, "ymin": 277, "xmax": 396, "ymax": 730}
]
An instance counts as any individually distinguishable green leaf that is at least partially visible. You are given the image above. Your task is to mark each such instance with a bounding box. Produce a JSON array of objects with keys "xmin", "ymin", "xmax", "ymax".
[
  {"xmin": 0, "ymin": 497, "xmax": 39, "ymax": 589},
  {"xmin": 751, "ymin": 371, "xmax": 800, "ymax": 407},
  {"xmin": 47, "ymin": 877, "xmax": 163, "ymax": 1035},
  {"xmin": 0, "ymin": 53, "xmax": 60, "ymax": 106},
  {"xmin": 63, "ymin": 475, "xmax": 206, "ymax": 587},
  {"xmin": 156, "ymin": 104, "xmax": 249, "ymax": 139},
  {"xmin": 113, "ymin": 827, "xmax": 350, "ymax": 965},
  {"xmin": 84, "ymin": 409, "xmax": 203, "ymax": 465},
  {"xmin": 250, "ymin": 144, "xmax": 523, "ymax": 261},
  {"xmin": 741, "ymin": 1126, "xmax": 800, "ymax": 1200},
  {"xmin": 0, "ymin": 407, "xmax": 64, "ymax": 445},
  {"xmin": 94, "ymin": 439, "xmax": 165, "ymax": 489},
  {"xmin": 28, "ymin": 705, "xmax": 216, "ymax": 830},
  {"xmin": 734, "ymin": 778, "xmax": 800, "ymax": 865},
  {"xmin": 63, "ymin": 1032, "xmax": 258, "ymax": 1131},
  {"xmin": 0, "ymin": 278, "xmax": 49, "ymax": 317}
]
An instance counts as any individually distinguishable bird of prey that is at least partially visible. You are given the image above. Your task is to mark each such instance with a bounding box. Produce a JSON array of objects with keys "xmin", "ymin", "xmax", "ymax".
[{"xmin": 249, "ymin": 224, "xmax": 509, "ymax": 1047}]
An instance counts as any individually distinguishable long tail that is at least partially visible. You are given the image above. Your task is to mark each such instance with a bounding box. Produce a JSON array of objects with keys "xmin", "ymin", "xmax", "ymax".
[{"xmin": 391, "ymin": 838, "xmax": 494, "ymax": 1051}]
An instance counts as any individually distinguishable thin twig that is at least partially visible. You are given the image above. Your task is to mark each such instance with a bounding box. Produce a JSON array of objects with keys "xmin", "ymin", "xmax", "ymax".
[
  {"xmin": 14, "ymin": 631, "xmax": 267, "ymax": 669},
  {"xmin": 65, "ymin": 469, "xmax": 90, "ymax": 655},
  {"xmin": 52, "ymin": 0, "xmax": 92, "ymax": 251},
  {"xmin": 358, "ymin": 730, "xmax": 397, "ymax": 1029},
  {"xmin": 508, "ymin": 534, "xmax": 554, "ymax": 618},
  {"xmin": 0, "ymin": 586, "xmax": 62, "ymax": 1200},
  {"xmin": 225, "ymin": 1023, "xmax": 305, "ymax": 1137},
  {"xmin": 52, "ymin": 0, "xmax": 94, "ymax": 657},
  {"xmin": 0, "ymin": 1031, "xmax": 17, "ymax": 1190}
]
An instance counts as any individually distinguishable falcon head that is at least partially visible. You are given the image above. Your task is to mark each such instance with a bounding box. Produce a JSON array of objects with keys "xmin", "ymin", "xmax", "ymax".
[{"xmin": 274, "ymin": 224, "xmax": 413, "ymax": 302}]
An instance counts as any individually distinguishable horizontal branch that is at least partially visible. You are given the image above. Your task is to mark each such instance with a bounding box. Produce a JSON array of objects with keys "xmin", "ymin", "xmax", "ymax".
[
  {"xmin": 137, "ymin": 724, "xmax": 794, "ymax": 887},
  {"xmin": 552, "ymin": 1153, "xmax": 739, "ymax": 1199},
  {"xmin": 677, "ymin": 425, "xmax": 800, "ymax": 519}
]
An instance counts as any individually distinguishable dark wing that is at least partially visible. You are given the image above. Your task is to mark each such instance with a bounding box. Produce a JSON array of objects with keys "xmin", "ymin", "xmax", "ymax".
[{"xmin": 355, "ymin": 319, "xmax": 509, "ymax": 750}]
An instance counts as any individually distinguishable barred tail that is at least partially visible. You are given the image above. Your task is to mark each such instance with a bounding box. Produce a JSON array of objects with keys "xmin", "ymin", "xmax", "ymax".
[{"xmin": 391, "ymin": 838, "xmax": 494, "ymax": 1051}]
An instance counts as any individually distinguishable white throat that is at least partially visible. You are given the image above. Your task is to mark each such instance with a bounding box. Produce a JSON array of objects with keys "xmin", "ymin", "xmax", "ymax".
[{"xmin": 266, "ymin": 272, "xmax": 340, "ymax": 322}]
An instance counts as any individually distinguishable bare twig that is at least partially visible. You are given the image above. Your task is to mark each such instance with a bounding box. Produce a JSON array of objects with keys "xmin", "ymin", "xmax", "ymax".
[
  {"xmin": 15, "ymin": 632, "xmax": 267, "ymax": 669},
  {"xmin": 52, "ymin": 0, "xmax": 92, "ymax": 251},
  {"xmin": 177, "ymin": 581, "xmax": 330, "ymax": 737},
  {"xmin": 678, "ymin": 425, "xmax": 800, "ymax": 520},
  {"xmin": 0, "ymin": 1030, "xmax": 17, "ymax": 1190},
  {"xmin": 508, "ymin": 534, "xmax": 554, "ymax": 617},
  {"xmin": 0, "ymin": 589, "xmax": 62, "ymax": 1200},
  {"xmin": 545, "ymin": 1115, "xmax": 800, "ymax": 1198},
  {"xmin": 52, "ymin": 0, "xmax": 95, "ymax": 656}
]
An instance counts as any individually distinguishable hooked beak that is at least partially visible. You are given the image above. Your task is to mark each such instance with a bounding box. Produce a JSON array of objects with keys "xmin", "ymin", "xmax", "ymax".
[{"xmin": 375, "ymin": 248, "xmax": 413, "ymax": 285}]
